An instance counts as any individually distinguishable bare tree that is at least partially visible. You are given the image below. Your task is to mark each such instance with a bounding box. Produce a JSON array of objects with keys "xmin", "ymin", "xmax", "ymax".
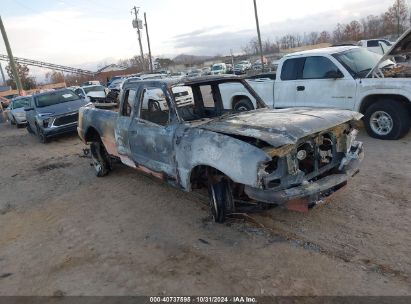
[
  {"xmin": 387, "ymin": 0, "xmax": 408, "ymax": 37},
  {"xmin": 318, "ymin": 31, "xmax": 331, "ymax": 43},
  {"xmin": 308, "ymin": 32, "xmax": 319, "ymax": 45},
  {"xmin": 45, "ymin": 70, "xmax": 65, "ymax": 84},
  {"xmin": 344, "ymin": 20, "xmax": 362, "ymax": 41}
]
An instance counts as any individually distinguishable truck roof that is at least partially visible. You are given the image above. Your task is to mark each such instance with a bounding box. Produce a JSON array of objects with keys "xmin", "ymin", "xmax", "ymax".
[
  {"xmin": 285, "ymin": 46, "xmax": 358, "ymax": 58},
  {"xmin": 123, "ymin": 75, "xmax": 242, "ymax": 88}
]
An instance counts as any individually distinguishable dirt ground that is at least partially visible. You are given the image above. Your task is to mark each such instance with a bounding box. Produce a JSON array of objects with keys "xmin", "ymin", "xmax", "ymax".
[{"xmin": 0, "ymin": 121, "xmax": 410, "ymax": 296}]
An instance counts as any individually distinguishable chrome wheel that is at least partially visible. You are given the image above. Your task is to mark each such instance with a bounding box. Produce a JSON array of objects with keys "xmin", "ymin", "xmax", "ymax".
[{"xmin": 370, "ymin": 111, "xmax": 393, "ymax": 136}]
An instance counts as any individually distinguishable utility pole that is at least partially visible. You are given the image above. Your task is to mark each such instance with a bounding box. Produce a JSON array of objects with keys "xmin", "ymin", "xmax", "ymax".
[
  {"xmin": 0, "ymin": 15, "xmax": 23, "ymax": 94},
  {"xmin": 230, "ymin": 49, "xmax": 234, "ymax": 71},
  {"xmin": 131, "ymin": 6, "xmax": 145, "ymax": 71},
  {"xmin": 253, "ymin": 0, "xmax": 264, "ymax": 72},
  {"xmin": 0, "ymin": 62, "xmax": 6, "ymax": 86},
  {"xmin": 144, "ymin": 12, "xmax": 153, "ymax": 73}
]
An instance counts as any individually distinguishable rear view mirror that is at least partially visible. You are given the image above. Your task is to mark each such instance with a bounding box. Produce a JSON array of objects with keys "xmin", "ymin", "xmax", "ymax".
[
  {"xmin": 24, "ymin": 107, "xmax": 34, "ymax": 111},
  {"xmin": 326, "ymin": 70, "xmax": 344, "ymax": 79}
]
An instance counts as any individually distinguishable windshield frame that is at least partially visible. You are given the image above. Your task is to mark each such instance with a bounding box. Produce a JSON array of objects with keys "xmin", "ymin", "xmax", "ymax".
[{"xmin": 332, "ymin": 48, "xmax": 382, "ymax": 79}]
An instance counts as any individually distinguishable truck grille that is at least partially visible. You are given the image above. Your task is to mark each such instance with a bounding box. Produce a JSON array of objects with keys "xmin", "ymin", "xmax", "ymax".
[
  {"xmin": 174, "ymin": 91, "xmax": 189, "ymax": 98},
  {"xmin": 53, "ymin": 113, "xmax": 78, "ymax": 126}
]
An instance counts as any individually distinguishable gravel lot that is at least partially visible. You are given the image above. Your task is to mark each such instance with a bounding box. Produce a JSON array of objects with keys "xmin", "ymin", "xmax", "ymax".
[{"xmin": 0, "ymin": 122, "xmax": 410, "ymax": 296}]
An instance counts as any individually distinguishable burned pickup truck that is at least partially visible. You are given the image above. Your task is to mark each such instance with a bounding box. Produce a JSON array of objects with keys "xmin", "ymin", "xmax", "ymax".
[{"xmin": 77, "ymin": 76, "xmax": 364, "ymax": 222}]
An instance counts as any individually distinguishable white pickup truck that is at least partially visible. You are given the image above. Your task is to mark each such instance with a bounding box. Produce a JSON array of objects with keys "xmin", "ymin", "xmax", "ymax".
[{"xmin": 221, "ymin": 29, "xmax": 411, "ymax": 140}]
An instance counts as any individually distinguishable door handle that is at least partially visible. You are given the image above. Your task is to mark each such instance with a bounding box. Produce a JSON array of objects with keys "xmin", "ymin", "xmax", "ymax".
[{"xmin": 297, "ymin": 86, "xmax": 305, "ymax": 91}]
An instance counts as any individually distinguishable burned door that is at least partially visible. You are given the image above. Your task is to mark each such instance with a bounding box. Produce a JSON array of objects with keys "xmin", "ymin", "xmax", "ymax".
[
  {"xmin": 128, "ymin": 84, "xmax": 177, "ymax": 180},
  {"xmin": 114, "ymin": 88, "xmax": 136, "ymax": 167}
]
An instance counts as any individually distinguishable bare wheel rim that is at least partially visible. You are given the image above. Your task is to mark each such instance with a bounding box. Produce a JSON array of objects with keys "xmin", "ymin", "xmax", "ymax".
[
  {"xmin": 91, "ymin": 145, "xmax": 103, "ymax": 173},
  {"xmin": 237, "ymin": 105, "xmax": 249, "ymax": 111},
  {"xmin": 370, "ymin": 111, "xmax": 393, "ymax": 136},
  {"xmin": 211, "ymin": 186, "xmax": 218, "ymax": 220}
]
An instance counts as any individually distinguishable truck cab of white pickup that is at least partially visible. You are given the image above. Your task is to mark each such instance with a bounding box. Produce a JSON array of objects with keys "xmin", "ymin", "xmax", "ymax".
[{"xmin": 222, "ymin": 29, "xmax": 411, "ymax": 140}]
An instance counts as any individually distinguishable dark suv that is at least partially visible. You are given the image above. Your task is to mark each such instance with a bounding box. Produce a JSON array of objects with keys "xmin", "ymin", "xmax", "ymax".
[{"xmin": 25, "ymin": 89, "xmax": 91, "ymax": 143}]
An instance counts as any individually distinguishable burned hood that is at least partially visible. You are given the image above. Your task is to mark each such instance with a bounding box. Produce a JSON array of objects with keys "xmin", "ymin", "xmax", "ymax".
[
  {"xmin": 197, "ymin": 108, "xmax": 362, "ymax": 147},
  {"xmin": 36, "ymin": 98, "xmax": 89, "ymax": 116}
]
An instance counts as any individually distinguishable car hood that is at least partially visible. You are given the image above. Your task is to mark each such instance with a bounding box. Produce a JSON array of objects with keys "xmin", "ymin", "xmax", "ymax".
[
  {"xmin": 367, "ymin": 28, "xmax": 411, "ymax": 77},
  {"xmin": 196, "ymin": 108, "xmax": 362, "ymax": 148},
  {"xmin": 11, "ymin": 107, "xmax": 26, "ymax": 115},
  {"xmin": 36, "ymin": 98, "xmax": 88, "ymax": 116}
]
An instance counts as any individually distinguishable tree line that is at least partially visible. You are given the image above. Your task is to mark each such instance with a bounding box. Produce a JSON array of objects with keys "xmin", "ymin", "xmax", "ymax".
[{"xmin": 243, "ymin": 0, "xmax": 410, "ymax": 54}]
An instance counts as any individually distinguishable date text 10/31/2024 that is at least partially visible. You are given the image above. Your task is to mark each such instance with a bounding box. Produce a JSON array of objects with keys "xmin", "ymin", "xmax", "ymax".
[{"xmin": 149, "ymin": 297, "xmax": 257, "ymax": 303}]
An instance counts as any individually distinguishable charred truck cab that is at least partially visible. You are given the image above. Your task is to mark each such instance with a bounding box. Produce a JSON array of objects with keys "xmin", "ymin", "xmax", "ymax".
[{"xmin": 78, "ymin": 76, "xmax": 364, "ymax": 222}]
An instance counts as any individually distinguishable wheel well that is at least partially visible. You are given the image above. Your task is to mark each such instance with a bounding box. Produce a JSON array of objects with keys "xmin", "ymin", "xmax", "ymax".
[
  {"xmin": 84, "ymin": 127, "xmax": 101, "ymax": 143},
  {"xmin": 360, "ymin": 94, "xmax": 411, "ymax": 115},
  {"xmin": 231, "ymin": 95, "xmax": 252, "ymax": 109},
  {"xmin": 189, "ymin": 165, "xmax": 226, "ymax": 191}
]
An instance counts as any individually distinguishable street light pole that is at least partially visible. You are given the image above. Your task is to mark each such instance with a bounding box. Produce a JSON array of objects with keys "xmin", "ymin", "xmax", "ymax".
[{"xmin": 253, "ymin": 0, "xmax": 264, "ymax": 72}]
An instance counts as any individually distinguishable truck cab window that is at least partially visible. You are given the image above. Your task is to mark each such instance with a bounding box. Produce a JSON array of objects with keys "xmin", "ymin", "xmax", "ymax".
[
  {"xmin": 139, "ymin": 88, "xmax": 170, "ymax": 126},
  {"xmin": 122, "ymin": 89, "xmax": 136, "ymax": 117},
  {"xmin": 302, "ymin": 56, "xmax": 341, "ymax": 79},
  {"xmin": 280, "ymin": 58, "xmax": 304, "ymax": 80},
  {"xmin": 367, "ymin": 40, "xmax": 379, "ymax": 47}
]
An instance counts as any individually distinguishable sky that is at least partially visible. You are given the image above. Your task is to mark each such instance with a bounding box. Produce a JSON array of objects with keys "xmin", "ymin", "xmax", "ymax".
[{"xmin": 0, "ymin": 0, "xmax": 403, "ymax": 72}]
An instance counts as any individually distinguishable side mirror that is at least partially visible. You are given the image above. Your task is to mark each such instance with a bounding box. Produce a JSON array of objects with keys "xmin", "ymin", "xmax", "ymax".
[
  {"xmin": 326, "ymin": 70, "xmax": 344, "ymax": 79},
  {"xmin": 24, "ymin": 107, "xmax": 34, "ymax": 111}
]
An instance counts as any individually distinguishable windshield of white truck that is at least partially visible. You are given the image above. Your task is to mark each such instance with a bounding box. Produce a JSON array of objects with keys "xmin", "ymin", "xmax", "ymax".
[{"xmin": 333, "ymin": 48, "xmax": 381, "ymax": 78}]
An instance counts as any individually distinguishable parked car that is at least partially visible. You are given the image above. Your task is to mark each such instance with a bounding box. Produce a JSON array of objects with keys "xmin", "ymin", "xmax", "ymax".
[
  {"xmin": 226, "ymin": 64, "xmax": 233, "ymax": 74},
  {"xmin": 25, "ymin": 89, "xmax": 91, "ymax": 143},
  {"xmin": 211, "ymin": 63, "xmax": 227, "ymax": 75},
  {"xmin": 234, "ymin": 63, "xmax": 247, "ymax": 75},
  {"xmin": 142, "ymin": 85, "xmax": 194, "ymax": 112},
  {"xmin": 357, "ymin": 39, "xmax": 392, "ymax": 55},
  {"xmin": 170, "ymin": 71, "xmax": 187, "ymax": 79},
  {"xmin": 78, "ymin": 76, "xmax": 363, "ymax": 222},
  {"xmin": 107, "ymin": 79, "xmax": 124, "ymax": 92},
  {"xmin": 252, "ymin": 60, "xmax": 263, "ymax": 70},
  {"xmin": 107, "ymin": 76, "xmax": 124, "ymax": 86},
  {"xmin": 5, "ymin": 96, "xmax": 31, "ymax": 127},
  {"xmin": 74, "ymin": 85, "xmax": 116, "ymax": 108},
  {"xmin": 187, "ymin": 69, "xmax": 202, "ymax": 78},
  {"xmin": 81, "ymin": 80, "xmax": 101, "ymax": 86},
  {"xmin": 219, "ymin": 29, "xmax": 411, "ymax": 140},
  {"xmin": 201, "ymin": 67, "xmax": 211, "ymax": 75},
  {"xmin": 238, "ymin": 60, "xmax": 252, "ymax": 70}
]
